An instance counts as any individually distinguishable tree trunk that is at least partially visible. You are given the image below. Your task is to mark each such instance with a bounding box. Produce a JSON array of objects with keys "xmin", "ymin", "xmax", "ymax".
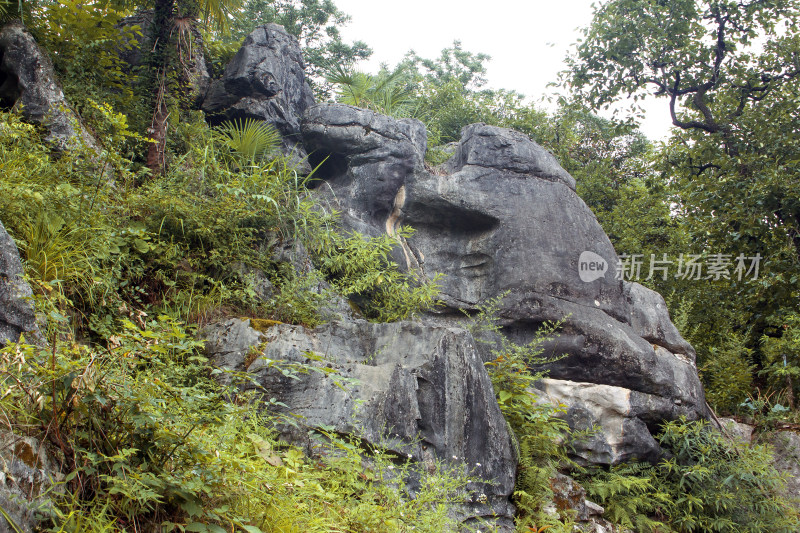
[{"xmin": 145, "ymin": 0, "xmax": 176, "ymax": 175}]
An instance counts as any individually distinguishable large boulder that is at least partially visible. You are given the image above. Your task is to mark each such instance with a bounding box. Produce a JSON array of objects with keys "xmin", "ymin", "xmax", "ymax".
[
  {"xmin": 202, "ymin": 317, "xmax": 517, "ymax": 530},
  {"xmin": 302, "ymin": 104, "xmax": 427, "ymax": 237},
  {"xmin": 536, "ymin": 379, "xmax": 668, "ymax": 464},
  {"xmin": 0, "ymin": 21, "xmax": 98, "ymax": 151},
  {"xmin": 202, "ymin": 24, "xmax": 315, "ymax": 168},
  {"xmin": 0, "ymin": 220, "xmax": 41, "ymax": 346},
  {"xmin": 300, "ymin": 107, "xmax": 710, "ymax": 464}
]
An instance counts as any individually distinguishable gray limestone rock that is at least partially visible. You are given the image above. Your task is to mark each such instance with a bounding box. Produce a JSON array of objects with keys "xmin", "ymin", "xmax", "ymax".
[
  {"xmin": 0, "ymin": 431, "xmax": 61, "ymax": 533},
  {"xmin": 623, "ymin": 281, "xmax": 695, "ymax": 359},
  {"xmin": 442, "ymin": 123, "xmax": 575, "ymax": 188},
  {"xmin": 231, "ymin": 262, "xmax": 275, "ymax": 302},
  {"xmin": 202, "ymin": 24, "xmax": 315, "ymax": 169},
  {"xmin": 299, "ymin": 109, "xmax": 710, "ymax": 464},
  {"xmin": 549, "ymin": 472, "xmax": 604, "ymax": 522},
  {"xmin": 0, "ymin": 21, "xmax": 99, "ymax": 151},
  {"xmin": 202, "ymin": 317, "xmax": 517, "ymax": 529},
  {"xmin": 302, "ymin": 103, "xmax": 427, "ymax": 238},
  {"xmin": 535, "ymin": 378, "xmax": 666, "ymax": 464},
  {"xmin": 545, "ymin": 473, "xmax": 626, "ymax": 532},
  {"xmin": 718, "ymin": 417, "xmax": 754, "ymax": 444},
  {"xmin": 0, "ymin": 220, "xmax": 41, "ymax": 346},
  {"xmin": 198, "ymin": 318, "xmax": 264, "ymax": 384}
]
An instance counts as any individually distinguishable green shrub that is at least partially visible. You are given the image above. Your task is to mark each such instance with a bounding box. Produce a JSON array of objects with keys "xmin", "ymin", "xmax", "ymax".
[
  {"xmin": 761, "ymin": 312, "xmax": 800, "ymax": 410},
  {"xmin": 467, "ymin": 294, "xmax": 573, "ymax": 531},
  {"xmin": 583, "ymin": 418, "xmax": 799, "ymax": 533},
  {"xmin": 31, "ymin": 0, "xmax": 142, "ymax": 112},
  {"xmin": 699, "ymin": 330, "xmax": 756, "ymax": 414},
  {"xmin": 313, "ymin": 227, "xmax": 442, "ymax": 322},
  {"xmin": 582, "ymin": 463, "xmax": 669, "ymax": 532},
  {"xmin": 0, "ymin": 315, "xmax": 469, "ymax": 532}
]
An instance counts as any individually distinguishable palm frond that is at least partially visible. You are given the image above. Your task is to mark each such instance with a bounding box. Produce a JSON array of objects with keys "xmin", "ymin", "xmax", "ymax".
[
  {"xmin": 325, "ymin": 63, "xmax": 373, "ymax": 107},
  {"xmin": 0, "ymin": 0, "xmax": 23, "ymax": 23},
  {"xmin": 216, "ymin": 118, "xmax": 281, "ymax": 163},
  {"xmin": 197, "ymin": 0, "xmax": 245, "ymax": 32},
  {"xmin": 325, "ymin": 63, "xmax": 415, "ymax": 117}
]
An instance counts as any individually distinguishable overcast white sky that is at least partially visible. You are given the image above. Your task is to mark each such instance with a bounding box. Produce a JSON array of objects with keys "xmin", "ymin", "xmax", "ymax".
[{"xmin": 333, "ymin": 0, "xmax": 674, "ymax": 140}]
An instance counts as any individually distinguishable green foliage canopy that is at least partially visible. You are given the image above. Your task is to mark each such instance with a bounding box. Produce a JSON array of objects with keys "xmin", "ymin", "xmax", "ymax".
[{"xmin": 566, "ymin": 0, "xmax": 800, "ymax": 407}]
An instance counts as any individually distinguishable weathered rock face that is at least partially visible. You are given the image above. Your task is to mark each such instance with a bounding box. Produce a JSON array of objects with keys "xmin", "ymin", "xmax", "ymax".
[
  {"xmin": 0, "ymin": 220, "xmax": 41, "ymax": 346},
  {"xmin": 301, "ymin": 105, "xmax": 710, "ymax": 464},
  {"xmin": 202, "ymin": 24, "xmax": 315, "ymax": 168},
  {"xmin": 0, "ymin": 22, "xmax": 98, "ymax": 151},
  {"xmin": 547, "ymin": 473, "xmax": 625, "ymax": 532},
  {"xmin": 302, "ymin": 104, "xmax": 428, "ymax": 237},
  {"xmin": 0, "ymin": 431, "xmax": 61, "ymax": 533},
  {"xmin": 536, "ymin": 379, "xmax": 667, "ymax": 464},
  {"xmin": 718, "ymin": 417, "xmax": 755, "ymax": 444},
  {"xmin": 117, "ymin": 11, "xmax": 211, "ymax": 106},
  {"xmin": 202, "ymin": 318, "xmax": 517, "ymax": 529}
]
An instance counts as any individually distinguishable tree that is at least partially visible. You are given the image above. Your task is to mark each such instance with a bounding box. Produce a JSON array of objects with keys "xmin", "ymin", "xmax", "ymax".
[
  {"xmin": 137, "ymin": 0, "xmax": 244, "ymax": 173},
  {"xmin": 566, "ymin": 0, "xmax": 800, "ymax": 409},
  {"xmin": 568, "ymin": 0, "xmax": 800, "ymax": 136},
  {"xmin": 401, "ymin": 40, "xmax": 491, "ymax": 90}
]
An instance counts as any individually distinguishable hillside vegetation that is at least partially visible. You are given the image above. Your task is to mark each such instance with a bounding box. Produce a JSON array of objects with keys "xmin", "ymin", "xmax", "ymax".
[{"xmin": 1, "ymin": 0, "xmax": 799, "ymax": 532}]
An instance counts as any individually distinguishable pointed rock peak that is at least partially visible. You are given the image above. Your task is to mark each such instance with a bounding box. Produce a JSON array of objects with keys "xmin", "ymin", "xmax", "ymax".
[{"xmin": 444, "ymin": 123, "xmax": 576, "ymax": 189}]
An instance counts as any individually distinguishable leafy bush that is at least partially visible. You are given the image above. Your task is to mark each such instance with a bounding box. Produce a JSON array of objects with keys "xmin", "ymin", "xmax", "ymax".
[
  {"xmin": 657, "ymin": 418, "xmax": 797, "ymax": 532},
  {"xmin": 31, "ymin": 0, "xmax": 142, "ymax": 111},
  {"xmin": 0, "ymin": 316, "xmax": 468, "ymax": 532},
  {"xmin": 314, "ymin": 227, "xmax": 441, "ymax": 322},
  {"xmin": 467, "ymin": 294, "xmax": 573, "ymax": 531},
  {"xmin": 583, "ymin": 418, "xmax": 800, "ymax": 533},
  {"xmin": 582, "ymin": 462, "xmax": 669, "ymax": 532},
  {"xmin": 699, "ymin": 330, "xmax": 756, "ymax": 414},
  {"xmin": 761, "ymin": 312, "xmax": 800, "ymax": 410}
]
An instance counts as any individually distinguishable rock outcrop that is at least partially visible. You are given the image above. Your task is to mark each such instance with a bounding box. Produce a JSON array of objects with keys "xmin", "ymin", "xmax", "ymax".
[
  {"xmin": 0, "ymin": 431, "xmax": 61, "ymax": 533},
  {"xmin": 300, "ymin": 105, "xmax": 710, "ymax": 464},
  {"xmin": 536, "ymin": 379, "xmax": 666, "ymax": 464},
  {"xmin": 199, "ymin": 33, "xmax": 712, "ymax": 527},
  {"xmin": 548, "ymin": 473, "xmax": 624, "ymax": 532},
  {"xmin": 0, "ymin": 220, "xmax": 41, "ymax": 346},
  {"xmin": 302, "ymin": 104, "xmax": 427, "ymax": 238},
  {"xmin": 202, "ymin": 24, "xmax": 315, "ymax": 168},
  {"xmin": 202, "ymin": 318, "xmax": 517, "ymax": 530},
  {"xmin": 0, "ymin": 21, "xmax": 98, "ymax": 151}
]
